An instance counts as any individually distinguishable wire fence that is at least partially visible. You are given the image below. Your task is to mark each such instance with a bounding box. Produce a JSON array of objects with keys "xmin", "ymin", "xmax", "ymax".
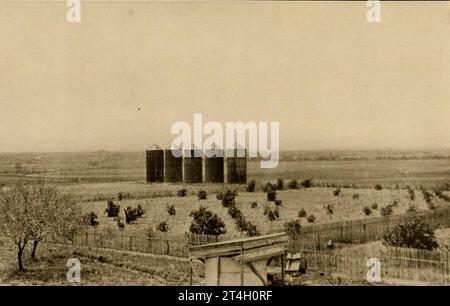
[
  {"xmin": 287, "ymin": 206, "xmax": 450, "ymax": 251},
  {"xmin": 299, "ymin": 243, "xmax": 450, "ymax": 285}
]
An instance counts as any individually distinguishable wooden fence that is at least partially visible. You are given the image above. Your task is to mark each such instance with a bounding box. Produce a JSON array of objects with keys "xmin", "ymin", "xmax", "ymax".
[
  {"xmin": 288, "ymin": 206, "xmax": 450, "ymax": 251},
  {"xmin": 300, "ymin": 243, "xmax": 450, "ymax": 285},
  {"xmin": 59, "ymin": 227, "xmax": 245, "ymax": 258}
]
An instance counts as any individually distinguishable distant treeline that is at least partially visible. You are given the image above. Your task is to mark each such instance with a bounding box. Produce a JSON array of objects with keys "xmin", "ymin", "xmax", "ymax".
[{"xmin": 249, "ymin": 154, "xmax": 450, "ymax": 162}]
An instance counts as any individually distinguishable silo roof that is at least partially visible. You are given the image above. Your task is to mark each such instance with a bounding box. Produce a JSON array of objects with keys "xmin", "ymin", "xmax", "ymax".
[{"xmin": 147, "ymin": 144, "xmax": 162, "ymax": 150}]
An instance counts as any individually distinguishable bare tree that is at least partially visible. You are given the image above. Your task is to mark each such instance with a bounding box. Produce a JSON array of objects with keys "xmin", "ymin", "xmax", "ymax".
[
  {"xmin": 0, "ymin": 183, "xmax": 81, "ymax": 271},
  {"xmin": 28, "ymin": 184, "xmax": 81, "ymax": 260}
]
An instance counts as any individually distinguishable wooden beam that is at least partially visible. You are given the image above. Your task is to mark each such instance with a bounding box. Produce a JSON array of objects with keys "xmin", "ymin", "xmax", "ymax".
[
  {"xmin": 247, "ymin": 262, "xmax": 267, "ymax": 286},
  {"xmin": 232, "ymin": 245, "xmax": 286, "ymax": 263},
  {"xmin": 189, "ymin": 233, "xmax": 288, "ymax": 259}
]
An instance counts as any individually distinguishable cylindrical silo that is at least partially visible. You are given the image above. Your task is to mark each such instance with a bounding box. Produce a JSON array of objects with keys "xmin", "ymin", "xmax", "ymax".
[
  {"xmin": 146, "ymin": 144, "xmax": 164, "ymax": 183},
  {"xmin": 164, "ymin": 147, "xmax": 183, "ymax": 183},
  {"xmin": 183, "ymin": 145, "xmax": 203, "ymax": 183},
  {"xmin": 226, "ymin": 146, "xmax": 247, "ymax": 184},
  {"xmin": 204, "ymin": 145, "xmax": 224, "ymax": 183}
]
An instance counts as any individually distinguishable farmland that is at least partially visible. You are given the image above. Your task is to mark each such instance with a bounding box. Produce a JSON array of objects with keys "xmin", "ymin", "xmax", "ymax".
[
  {"xmin": 1, "ymin": 150, "xmax": 450, "ymax": 285},
  {"xmin": 2, "ymin": 150, "xmax": 450, "ymax": 189},
  {"xmin": 79, "ymin": 187, "xmax": 441, "ymax": 237}
]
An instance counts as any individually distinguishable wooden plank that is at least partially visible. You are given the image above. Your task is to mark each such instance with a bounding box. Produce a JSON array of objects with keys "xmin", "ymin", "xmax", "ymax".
[
  {"xmin": 232, "ymin": 245, "xmax": 286, "ymax": 263},
  {"xmin": 247, "ymin": 262, "xmax": 267, "ymax": 286},
  {"xmin": 189, "ymin": 233, "xmax": 287, "ymax": 259}
]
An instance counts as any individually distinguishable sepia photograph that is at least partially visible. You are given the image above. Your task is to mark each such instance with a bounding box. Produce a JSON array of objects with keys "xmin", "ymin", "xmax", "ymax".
[{"xmin": 0, "ymin": 0, "xmax": 450, "ymax": 293}]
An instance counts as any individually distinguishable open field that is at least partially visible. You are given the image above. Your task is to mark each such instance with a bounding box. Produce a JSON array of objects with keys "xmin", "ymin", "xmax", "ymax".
[
  {"xmin": 2, "ymin": 151, "xmax": 450, "ymax": 189},
  {"xmin": 2, "ymin": 150, "xmax": 450, "ymax": 285},
  {"xmin": 79, "ymin": 187, "xmax": 448, "ymax": 237}
]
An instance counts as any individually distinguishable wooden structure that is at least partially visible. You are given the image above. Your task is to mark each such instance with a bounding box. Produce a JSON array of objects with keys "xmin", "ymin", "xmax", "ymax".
[{"xmin": 188, "ymin": 233, "xmax": 288, "ymax": 286}]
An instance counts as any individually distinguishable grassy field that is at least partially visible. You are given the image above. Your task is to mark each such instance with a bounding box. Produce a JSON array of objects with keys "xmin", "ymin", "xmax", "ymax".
[
  {"xmin": 2, "ymin": 151, "xmax": 450, "ymax": 189},
  {"xmin": 1, "ymin": 150, "xmax": 450, "ymax": 285},
  {"xmin": 0, "ymin": 237, "xmax": 197, "ymax": 285},
  {"xmin": 80, "ymin": 186, "xmax": 447, "ymax": 237}
]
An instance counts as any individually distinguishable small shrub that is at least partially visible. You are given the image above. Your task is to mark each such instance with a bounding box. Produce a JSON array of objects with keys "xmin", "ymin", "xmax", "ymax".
[
  {"xmin": 246, "ymin": 180, "xmax": 256, "ymax": 192},
  {"xmin": 381, "ymin": 205, "xmax": 393, "ymax": 217},
  {"xmin": 105, "ymin": 200, "xmax": 120, "ymax": 217},
  {"xmin": 333, "ymin": 188, "xmax": 341, "ymax": 196},
  {"xmin": 262, "ymin": 182, "xmax": 276, "ymax": 192},
  {"xmin": 371, "ymin": 203, "xmax": 378, "ymax": 210},
  {"xmin": 157, "ymin": 221, "xmax": 169, "ymax": 232},
  {"xmin": 363, "ymin": 206, "xmax": 372, "ymax": 216},
  {"xmin": 118, "ymin": 192, "xmax": 124, "ymax": 201},
  {"xmin": 306, "ymin": 214, "xmax": 316, "ymax": 223},
  {"xmin": 250, "ymin": 201, "xmax": 258, "ymax": 208},
  {"xmin": 324, "ymin": 204, "xmax": 333, "ymax": 215},
  {"xmin": 221, "ymin": 190, "xmax": 237, "ymax": 207},
  {"xmin": 264, "ymin": 205, "xmax": 279, "ymax": 221},
  {"xmin": 267, "ymin": 189, "xmax": 277, "ymax": 201},
  {"xmin": 275, "ymin": 199, "xmax": 282, "ymax": 206},
  {"xmin": 124, "ymin": 206, "xmax": 141, "ymax": 224},
  {"xmin": 166, "ymin": 204, "xmax": 176, "ymax": 216},
  {"xmin": 136, "ymin": 204, "xmax": 145, "ymax": 217},
  {"xmin": 298, "ymin": 208, "xmax": 307, "ymax": 218},
  {"xmin": 407, "ymin": 186, "xmax": 416, "ymax": 201},
  {"xmin": 352, "ymin": 193, "xmax": 359, "ymax": 199},
  {"xmin": 177, "ymin": 189, "xmax": 187, "ymax": 197},
  {"xmin": 434, "ymin": 189, "xmax": 450, "ymax": 202},
  {"xmin": 198, "ymin": 190, "xmax": 207, "ymax": 200},
  {"xmin": 301, "ymin": 179, "xmax": 312, "ymax": 188},
  {"xmin": 383, "ymin": 217, "xmax": 438, "ymax": 250},
  {"xmin": 276, "ymin": 179, "xmax": 284, "ymax": 191},
  {"xmin": 235, "ymin": 216, "xmax": 259, "ymax": 237},
  {"xmin": 83, "ymin": 212, "xmax": 99, "ymax": 227},
  {"xmin": 115, "ymin": 216, "xmax": 125, "ymax": 230},
  {"xmin": 216, "ymin": 192, "xmax": 224, "ymax": 200},
  {"xmin": 391, "ymin": 200, "xmax": 399, "ymax": 207},
  {"xmin": 284, "ymin": 220, "xmax": 302, "ymax": 238},
  {"xmin": 422, "ymin": 190, "xmax": 436, "ymax": 210},
  {"xmin": 228, "ymin": 205, "xmax": 243, "ymax": 219},
  {"xmin": 288, "ymin": 179, "xmax": 298, "ymax": 189},
  {"xmin": 189, "ymin": 206, "xmax": 226, "ymax": 235},
  {"xmin": 374, "ymin": 184, "xmax": 383, "ymax": 190},
  {"xmin": 146, "ymin": 226, "xmax": 156, "ymax": 239}
]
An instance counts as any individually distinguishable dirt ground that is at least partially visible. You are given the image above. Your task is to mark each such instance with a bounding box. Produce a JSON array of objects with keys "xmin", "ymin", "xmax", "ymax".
[{"xmin": 0, "ymin": 238, "xmax": 201, "ymax": 285}]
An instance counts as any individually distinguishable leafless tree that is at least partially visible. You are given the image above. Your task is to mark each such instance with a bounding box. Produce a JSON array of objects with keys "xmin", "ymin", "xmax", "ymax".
[{"xmin": 0, "ymin": 183, "xmax": 81, "ymax": 271}]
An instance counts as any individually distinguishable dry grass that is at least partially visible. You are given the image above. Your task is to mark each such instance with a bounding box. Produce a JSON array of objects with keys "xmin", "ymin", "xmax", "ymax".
[
  {"xmin": 80, "ymin": 187, "xmax": 442, "ymax": 236},
  {"xmin": 0, "ymin": 238, "xmax": 197, "ymax": 285}
]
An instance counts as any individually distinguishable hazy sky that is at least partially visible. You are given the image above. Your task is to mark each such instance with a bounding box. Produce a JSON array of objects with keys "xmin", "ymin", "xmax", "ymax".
[{"xmin": 0, "ymin": 1, "xmax": 449, "ymax": 152}]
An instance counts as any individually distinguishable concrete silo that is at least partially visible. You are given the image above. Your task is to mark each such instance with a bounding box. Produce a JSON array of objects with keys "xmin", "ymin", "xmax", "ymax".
[
  {"xmin": 204, "ymin": 144, "xmax": 224, "ymax": 183},
  {"xmin": 226, "ymin": 146, "xmax": 247, "ymax": 184},
  {"xmin": 164, "ymin": 146, "xmax": 183, "ymax": 183},
  {"xmin": 183, "ymin": 145, "xmax": 203, "ymax": 183},
  {"xmin": 146, "ymin": 144, "xmax": 164, "ymax": 183}
]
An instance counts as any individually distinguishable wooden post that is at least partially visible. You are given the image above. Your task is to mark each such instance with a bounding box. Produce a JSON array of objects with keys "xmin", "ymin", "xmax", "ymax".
[
  {"xmin": 281, "ymin": 253, "xmax": 285, "ymax": 285},
  {"xmin": 217, "ymin": 257, "xmax": 221, "ymax": 286},
  {"xmin": 189, "ymin": 260, "xmax": 193, "ymax": 286},
  {"xmin": 240, "ymin": 243, "xmax": 244, "ymax": 286}
]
